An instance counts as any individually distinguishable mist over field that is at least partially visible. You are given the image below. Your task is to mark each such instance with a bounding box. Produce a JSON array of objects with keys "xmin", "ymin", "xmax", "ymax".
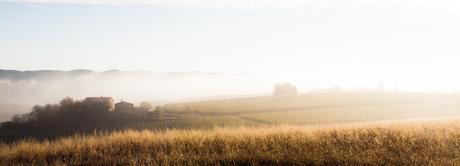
[
  {"xmin": 0, "ymin": 69, "xmax": 275, "ymax": 120},
  {"xmin": 1, "ymin": 68, "xmax": 459, "ymax": 122},
  {"xmin": 0, "ymin": 70, "xmax": 272, "ymax": 100},
  {"xmin": 2, "ymin": 0, "xmax": 460, "ymax": 164}
]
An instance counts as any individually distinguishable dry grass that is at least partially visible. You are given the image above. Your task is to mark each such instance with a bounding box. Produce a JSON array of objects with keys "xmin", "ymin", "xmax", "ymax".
[
  {"xmin": 241, "ymin": 102, "xmax": 460, "ymax": 125},
  {"xmin": 2, "ymin": 118, "xmax": 460, "ymax": 165}
]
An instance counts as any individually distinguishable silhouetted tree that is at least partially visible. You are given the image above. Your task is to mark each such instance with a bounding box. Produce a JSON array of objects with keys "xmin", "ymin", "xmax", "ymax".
[
  {"xmin": 153, "ymin": 106, "xmax": 162, "ymax": 117},
  {"xmin": 273, "ymin": 83, "xmax": 283, "ymax": 95},
  {"xmin": 273, "ymin": 82, "xmax": 298, "ymax": 95},
  {"xmin": 140, "ymin": 101, "xmax": 153, "ymax": 109},
  {"xmin": 1, "ymin": 97, "xmax": 147, "ymax": 130}
]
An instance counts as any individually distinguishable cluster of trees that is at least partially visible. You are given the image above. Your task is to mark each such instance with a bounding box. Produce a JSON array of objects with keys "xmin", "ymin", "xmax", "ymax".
[
  {"xmin": 140, "ymin": 101, "xmax": 162, "ymax": 118},
  {"xmin": 273, "ymin": 83, "xmax": 298, "ymax": 96},
  {"xmin": 141, "ymin": 101, "xmax": 162, "ymax": 118},
  {"xmin": 1, "ymin": 97, "xmax": 160, "ymax": 130},
  {"xmin": 8, "ymin": 97, "xmax": 102, "ymax": 125}
]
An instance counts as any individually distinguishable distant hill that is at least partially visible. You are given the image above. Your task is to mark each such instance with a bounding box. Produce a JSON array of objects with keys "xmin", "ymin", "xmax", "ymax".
[
  {"xmin": 0, "ymin": 69, "xmax": 272, "ymax": 121},
  {"xmin": 0, "ymin": 69, "xmax": 260, "ymax": 81}
]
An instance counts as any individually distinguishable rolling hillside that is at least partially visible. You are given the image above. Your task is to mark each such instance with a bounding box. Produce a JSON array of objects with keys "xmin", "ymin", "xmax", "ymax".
[{"xmin": 164, "ymin": 92, "xmax": 443, "ymax": 114}]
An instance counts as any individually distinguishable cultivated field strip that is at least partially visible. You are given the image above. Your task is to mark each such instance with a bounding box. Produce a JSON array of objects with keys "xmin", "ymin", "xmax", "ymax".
[
  {"xmin": 164, "ymin": 92, "xmax": 441, "ymax": 114},
  {"xmin": 0, "ymin": 116, "xmax": 262, "ymax": 143},
  {"xmin": 241, "ymin": 102, "xmax": 460, "ymax": 125}
]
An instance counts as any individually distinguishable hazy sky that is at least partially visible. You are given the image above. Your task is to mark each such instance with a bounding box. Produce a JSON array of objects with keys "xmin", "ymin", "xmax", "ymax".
[{"xmin": 1, "ymin": 0, "xmax": 460, "ymax": 91}]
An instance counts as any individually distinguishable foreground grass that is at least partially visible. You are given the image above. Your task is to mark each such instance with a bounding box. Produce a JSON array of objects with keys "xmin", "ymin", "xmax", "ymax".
[
  {"xmin": 164, "ymin": 92, "xmax": 440, "ymax": 114},
  {"xmin": 2, "ymin": 118, "xmax": 460, "ymax": 165},
  {"xmin": 241, "ymin": 102, "xmax": 460, "ymax": 124}
]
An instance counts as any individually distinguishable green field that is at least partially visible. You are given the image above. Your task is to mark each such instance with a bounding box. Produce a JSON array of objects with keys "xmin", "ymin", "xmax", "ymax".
[
  {"xmin": 241, "ymin": 102, "xmax": 460, "ymax": 125},
  {"xmin": 0, "ymin": 116, "xmax": 262, "ymax": 143},
  {"xmin": 164, "ymin": 92, "xmax": 441, "ymax": 114}
]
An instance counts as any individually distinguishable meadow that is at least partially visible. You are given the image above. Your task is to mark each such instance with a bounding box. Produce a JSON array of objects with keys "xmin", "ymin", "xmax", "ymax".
[
  {"xmin": 241, "ymin": 102, "xmax": 460, "ymax": 125},
  {"xmin": 164, "ymin": 92, "xmax": 441, "ymax": 114},
  {"xmin": 1, "ymin": 92, "xmax": 459, "ymax": 165},
  {"xmin": 1, "ymin": 118, "xmax": 460, "ymax": 165}
]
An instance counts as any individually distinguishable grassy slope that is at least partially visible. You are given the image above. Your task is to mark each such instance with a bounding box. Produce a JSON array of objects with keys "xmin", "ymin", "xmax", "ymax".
[
  {"xmin": 2, "ymin": 118, "xmax": 460, "ymax": 165},
  {"xmin": 241, "ymin": 102, "xmax": 460, "ymax": 124},
  {"xmin": 164, "ymin": 92, "xmax": 441, "ymax": 114}
]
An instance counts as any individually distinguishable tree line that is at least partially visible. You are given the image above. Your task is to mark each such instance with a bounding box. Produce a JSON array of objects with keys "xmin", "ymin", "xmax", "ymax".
[
  {"xmin": 273, "ymin": 82, "xmax": 298, "ymax": 95},
  {"xmin": 1, "ymin": 97, "xmax": 159, "ymax": 130}
]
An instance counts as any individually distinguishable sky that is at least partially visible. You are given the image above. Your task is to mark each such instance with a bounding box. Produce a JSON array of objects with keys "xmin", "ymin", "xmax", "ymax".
[{"xmin": 1, "ymin": 0, "xmax": 460, "ymax": 92}]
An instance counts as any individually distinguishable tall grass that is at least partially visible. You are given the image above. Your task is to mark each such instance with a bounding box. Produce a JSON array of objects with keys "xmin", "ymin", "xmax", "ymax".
[{"xmin": 1, "ymin": 118, "xmax": 460, "ymax": 165}]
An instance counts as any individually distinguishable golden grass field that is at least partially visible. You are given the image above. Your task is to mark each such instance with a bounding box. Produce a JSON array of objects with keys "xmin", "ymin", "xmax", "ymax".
[
  {"xmin": 164, "ymin": 92, "xmax": 441, "ymax": 114},
  {"xmin": 241, "ymin": 102, "xmax": 460, "ymax": 125},
  {"xmin": 2, "ymin": 118, "xmax": 460, "ymax": 165},
  {"xmin": 2, "ymin": 92, "xmax": 459, "ymax": 165}
]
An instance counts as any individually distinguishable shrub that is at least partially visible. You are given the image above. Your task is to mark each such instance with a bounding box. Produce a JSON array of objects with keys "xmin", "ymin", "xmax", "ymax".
[{"xmin": 153, "ymin": 106, "xmax": 162, "ymax": 117}]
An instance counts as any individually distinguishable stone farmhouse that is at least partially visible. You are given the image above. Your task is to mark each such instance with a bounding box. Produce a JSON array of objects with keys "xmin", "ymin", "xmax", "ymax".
[
  {"xmin": 114, "ymin": 100, "xmax": 149, "ymax": 117},
  {"xmin": 83, "ymin": 96, "xmax": 114, "ymax": 111},
  {"xmin": 114, "ymin": 100, "xmax": 133, "ymax": 112}
]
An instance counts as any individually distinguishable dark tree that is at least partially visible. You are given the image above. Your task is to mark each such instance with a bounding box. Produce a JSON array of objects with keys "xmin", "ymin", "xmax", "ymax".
[
  {"xmin": 273, "ymin": 82, "xmax": 298, "ymax": 96},
  {"xmin": 140, "ymin": 101, "xmax": 153, "ymax": 109},
  {"xmin": 153, "ymin": 106, "xmax": 162, "ymax": 117},
  {"xmin": 1, "ymin": 97, "xmax": 146, "ymax": 130}
]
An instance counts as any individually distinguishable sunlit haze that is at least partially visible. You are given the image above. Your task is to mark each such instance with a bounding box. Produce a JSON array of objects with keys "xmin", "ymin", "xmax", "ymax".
[
  {"xmin": 3, "ymin": 1, "xmax": 460, "ymax": 164},
  {"xmin": 1, "ymin": 0, "xmax": 460, "ymax": 93}
]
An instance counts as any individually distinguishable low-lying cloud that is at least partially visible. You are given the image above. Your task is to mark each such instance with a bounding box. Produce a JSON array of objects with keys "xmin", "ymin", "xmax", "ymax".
[
  {"xmin": 0, "ymin": 70, "xmax": 277, "ymax": 121},
  {"xmin": 0, "ymin": 70, "xmax": 273, "ymax": 105}
]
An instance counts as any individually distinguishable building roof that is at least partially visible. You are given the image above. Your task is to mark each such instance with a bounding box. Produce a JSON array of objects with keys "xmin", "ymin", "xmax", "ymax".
[
  {"xmin": 115, "ymin": 101, "xmax": 133, "ymax": 105},
  {"xmin": 84, "ymin": 97, "xmax": 113, "ymax": 103}
]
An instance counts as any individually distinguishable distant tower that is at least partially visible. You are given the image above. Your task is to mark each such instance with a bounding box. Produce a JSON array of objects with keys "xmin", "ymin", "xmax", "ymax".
[
  {"xmin": 377, "ymin": 81, "xmax": 385, "ymax": 91},
  {"xmin": 395, "ymin": 82, "xmax": 398, "ymax": 92}
]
